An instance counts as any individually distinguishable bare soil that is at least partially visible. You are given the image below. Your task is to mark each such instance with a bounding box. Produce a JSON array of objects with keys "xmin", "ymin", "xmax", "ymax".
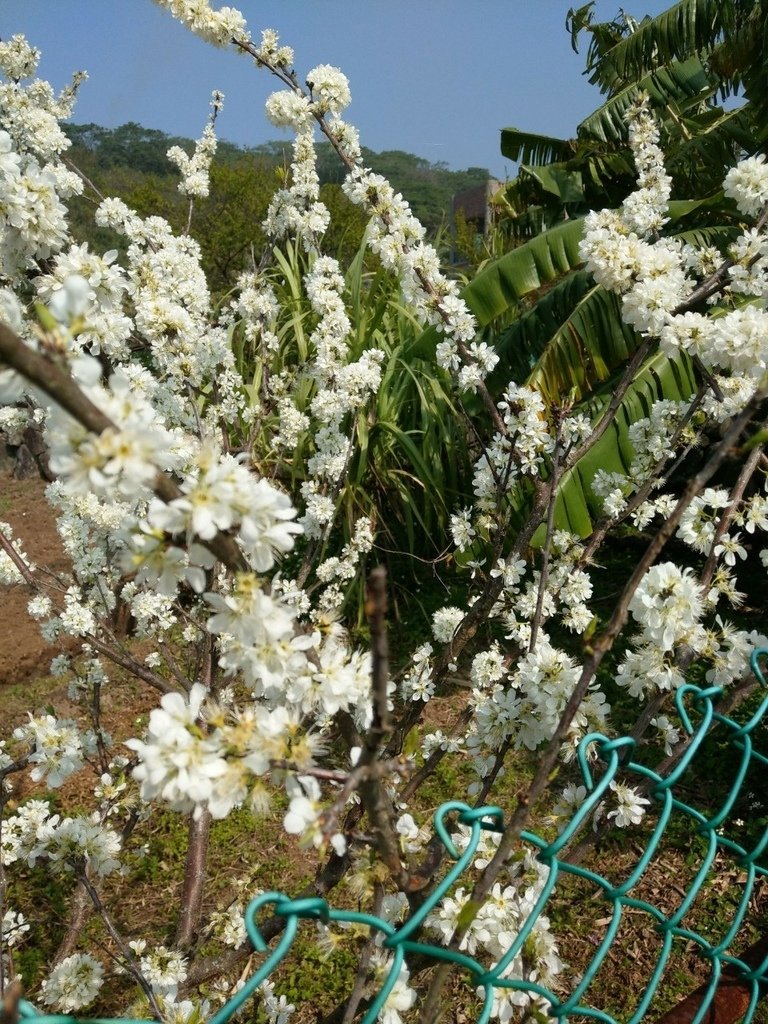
[
  {"xmin": 0, "ymin": 469, "xmax": 158, "ymax": 808},
  {"xmin": 0, "ymin": 470, "xmax": 70, "ymax": 690}
]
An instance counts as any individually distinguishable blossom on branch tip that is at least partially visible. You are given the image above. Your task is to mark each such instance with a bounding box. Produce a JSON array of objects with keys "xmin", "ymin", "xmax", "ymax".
[
  {"xmin": 724, "ymin": 154, "xmax": 768, "ymax": 218},
  {"xmin": 40, "ymin": 953, "xmax": 104, "ymax": 1012}
]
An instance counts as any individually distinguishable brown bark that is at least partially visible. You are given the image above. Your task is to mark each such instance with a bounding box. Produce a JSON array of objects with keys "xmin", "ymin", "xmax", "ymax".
[{"xmin": 175, "ymin": 810, "xmax": 212, "ymax": 949}]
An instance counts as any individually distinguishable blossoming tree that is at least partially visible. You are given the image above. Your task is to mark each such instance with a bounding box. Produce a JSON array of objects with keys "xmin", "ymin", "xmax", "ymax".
[{"xmin": 1, "ymin": 2, "xmax": 768, "ymax": 1022}]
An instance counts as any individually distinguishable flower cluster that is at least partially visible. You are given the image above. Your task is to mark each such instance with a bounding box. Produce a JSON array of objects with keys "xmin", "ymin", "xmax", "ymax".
[
  {"xmin": 2, "ymin": 798, "xmax": 120, "ymax": 877},
  {"xmin": 40, "ymin": 953, "xmax": 105, "ymax": 1012},
  {"xmin": 252, "ymin": 28, "xmax": 294, "ymax": 70},
  {"xmin": 0, "ymin": 128, "xmax": 69, "ymax": 279},
  {"xmin": 472, "ymin": 384, "xmax": 554, "ymax": 511},
  {"xmin": 425, "ymin": 848, "xmax": 563, "ymax": 1019},
  {"xmin": 723, "ymin": 154, "xmax": 768, "ymax": 218},
  {"xmin": 629, "ymin": 561, "xmax": 703, "ymax": 651},
  {"xmin": 581, "ymin": 95, "xmax": 768, "ymax": 380},
  {"xmin": 134, "ymin": 943, "xmax": 188, "ymax": 998},
  {"xmin": 263, "ymin": 123, "xmax": 328, "ymax": 247},
  {"xmin": 46, "ymin": 359, "xmax": 180, "ymax": 501},
  {"xmin": 342, "ymin": 163, "xmax": 490, "ymax": 385},
  {"xmin": 145, "ymin": 449, "xmax": 302, "ymax": 572},
  {"xmin": 152, "ymin": 0, "xmax": 249, "ymax": 48},
  {"xmin": 166, "ymin": 92, "xmax": 223, "ymax": 198},
  {"xmin": 13, "ymin": 713, "xmax": 102, "ymax": 787}
]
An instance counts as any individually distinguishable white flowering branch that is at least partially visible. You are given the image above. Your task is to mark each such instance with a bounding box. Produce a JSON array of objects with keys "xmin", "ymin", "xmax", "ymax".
[
  {"xmin": 75, "ymin": 865, "xmax": 163, "ymax": 1019},
  {"xmin": 418, "ymin": 393, "xmax": 766, "ymax": 1021},
  {"xmin": 480, "ymin": 394, "xmax": 765, "ymax": 863},
  {"xmin": 0, "ymin": 528, "xmax": 178, "ymax": 695},
  {"xmin": 699, "ymin": 445, "xmax": 764, "ymax": 592},
  {"xmin": 0, "ymin": 320, "xmax": 249, "ymax": 574}
]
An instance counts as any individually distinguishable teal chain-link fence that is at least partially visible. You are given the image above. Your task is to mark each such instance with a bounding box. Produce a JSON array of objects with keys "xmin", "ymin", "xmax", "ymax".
[{"xmin": 17, "ymin": 647, "xmax": 768, "ymax": 1024}]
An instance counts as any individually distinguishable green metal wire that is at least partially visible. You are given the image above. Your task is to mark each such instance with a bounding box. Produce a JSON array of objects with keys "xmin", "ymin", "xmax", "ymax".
[{"xmin": 17, "ymin": 646, "xmax": 768, "ymax": 1024}]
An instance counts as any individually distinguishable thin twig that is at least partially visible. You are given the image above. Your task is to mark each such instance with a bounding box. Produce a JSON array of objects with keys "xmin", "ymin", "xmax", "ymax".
[
  {"xmin": 77, "ymin": 866, "xmax": 162, "ymax": 1019},
  {"xmin": 62, "ymin": 156, "xmax": 106, "ymax": 203},
  {"xmin": 699, "ymin": 443, "xmax": 763, "ymax": 594},
  {"xmin": 529, "ymin": 417, "xmax": 563, "ymax": 651},
  {"xmin": 567, "ymin": 338, "xmax": 653, "ymax": 466},
  {"xmin": 366, "ymin": 566, "xmax": 392, "ymax": 736},
  {"xmin": 340, "ymin": 883, "xmax": 384, "ymax": 1024},
  {"xmin": 0, "ymin": 532, "xmax": 36, "ymax": 587}
]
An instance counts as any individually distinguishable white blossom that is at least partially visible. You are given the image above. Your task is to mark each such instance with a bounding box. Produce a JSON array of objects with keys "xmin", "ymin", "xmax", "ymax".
[{"xmin": 40, "ymin": 953, "xmax": 104, "ymax": 1012}]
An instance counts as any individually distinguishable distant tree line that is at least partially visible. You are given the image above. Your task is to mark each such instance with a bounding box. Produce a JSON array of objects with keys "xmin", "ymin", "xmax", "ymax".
[{"xmin": 63, "ymin": 122, "xmax": 490, "ymax": 294}]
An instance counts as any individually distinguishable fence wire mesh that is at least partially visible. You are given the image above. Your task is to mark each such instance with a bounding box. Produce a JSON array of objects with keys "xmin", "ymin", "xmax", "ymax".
[{"xmin": 16, "ymin": 647, "xmax": 768, "ymax": 1024}]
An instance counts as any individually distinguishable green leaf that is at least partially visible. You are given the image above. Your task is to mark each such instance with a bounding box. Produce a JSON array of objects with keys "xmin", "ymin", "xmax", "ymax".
[
  {"xmin": 410, "ymin": 218, "xmax": 587, "ymax": 360},
  {"xmin": 520, "ymin": 165, "xmax": 585, "ymax": 204},
  {"xmin": 488, "ymin": 270, "xmax": 596, "ymax": 388},
  {"xmin": 402, "ymin": 728, "xmax": 422, "ymax": 759},
  {"xmin": 525, "ymin": 283, "xmax": 636, "ymax": 405},
  {"xmin": 33, "ymin": 303, "xmax": 59, "ymax": 333},
  {"xmin": 594, "ymin": 0, "xmax": 732, "ymax": 90},
  {"xmin": 578, "ymin": 55, "xmax": 714, "ymax": 143},
  {"xmin": 500, "ymin": 129, "xmax": 575, "ymax": 165},
  {"xmin": 483, "ymin": 198, "xmax": 715, "ymax": 401},
  {"xmin": 456, "ymin": 900, "xmax": 482, "ymax": 932},
  {"xmin": 464, "ymin": 218, "xmax": 587, "ymax": 323},
  {"xmin": 535, "ymin": 349, "xmax": 699, "ymax": 540}
]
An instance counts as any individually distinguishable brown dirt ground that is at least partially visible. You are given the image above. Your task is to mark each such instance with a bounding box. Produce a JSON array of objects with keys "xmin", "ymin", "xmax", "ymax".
[
  {"xmin": 0, "ymin": 470, "xmax": 72, "ymax": 690},
  {"xmin": 0, "ymin": 468, "xmax": 159, "ymax": 806}
]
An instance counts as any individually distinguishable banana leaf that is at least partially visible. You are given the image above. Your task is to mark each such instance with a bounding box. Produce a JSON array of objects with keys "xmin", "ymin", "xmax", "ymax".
[
  {"xmin": 578, "ymin": 54, "xmax": 714, "ymax": 143},
  {"xmin": 500, "ymin": 130, "xmax": 576, "ymax": 165},
  {"xmin": 531, "ymin": 349, "xmax": 699, "ymax": 543},
  {"xmin": 489, "ymin": 221, "xmax": 738, "ymax": 402},
  {"xmin": 519, "ymin": 165, "xmax": 585, "ymax": 204},
  {"xmin": 592, "ymin": 0, "xmax": 729, "ymax": 90}
]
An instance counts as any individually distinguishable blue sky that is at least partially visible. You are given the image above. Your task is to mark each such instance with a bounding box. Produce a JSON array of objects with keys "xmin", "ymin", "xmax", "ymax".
[{"xmin": 1, "ymin": 1, "xmax": 672, "ymax": 178}]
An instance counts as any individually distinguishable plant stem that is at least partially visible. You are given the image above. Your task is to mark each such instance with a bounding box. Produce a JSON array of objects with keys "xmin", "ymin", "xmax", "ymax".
[
  {"xmin": 175, "ymin": 810, "xmax": 212, "ymax": 949},
  {"xmin": 340, "ymin": 883, "xmax": 383, "ymax": 1024},
  {"xmin": 53, "ymin": 881, "xmax": 92, "ymax": 965},
  {"xmin": 529, "ymin": 422, "xmax": 563, "ymax": 651},
  {"xmin": 77, "ymin": 867, "xmax": 163, "ymax": 1019},
  {"xmin": 353, "ymin": 567, "xmax": 408, "ymax": 887}
]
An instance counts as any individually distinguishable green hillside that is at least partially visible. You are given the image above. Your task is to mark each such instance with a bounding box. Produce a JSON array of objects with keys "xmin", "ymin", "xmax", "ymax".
[{"xmin": 62, "ymin": 122, "xmax": 490, "ymax": 292}]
